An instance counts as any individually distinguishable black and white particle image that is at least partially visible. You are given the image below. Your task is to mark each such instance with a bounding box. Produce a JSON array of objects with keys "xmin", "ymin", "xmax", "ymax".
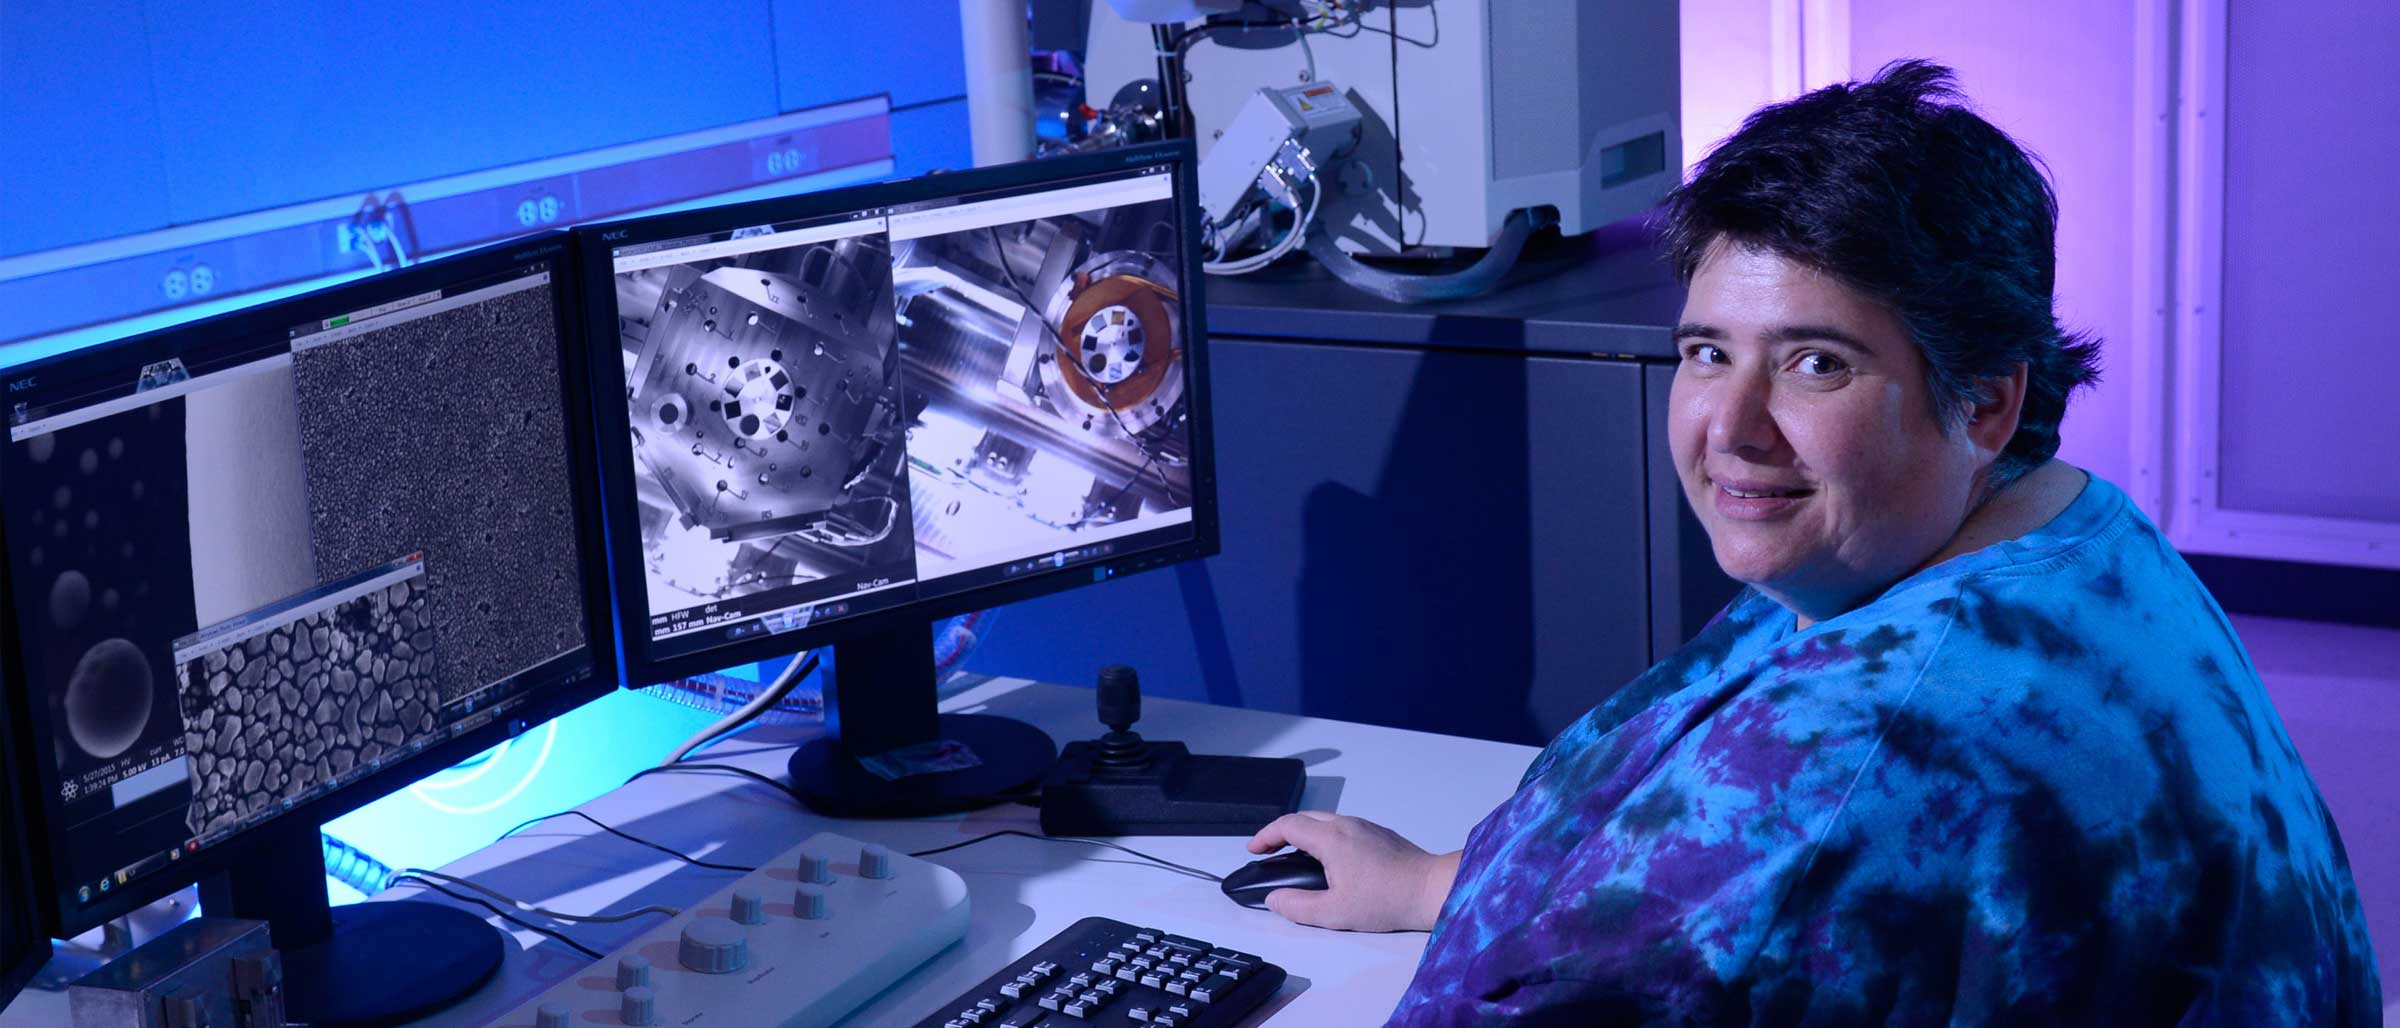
[
  {"xmin": 890, "ymin": 197, "xmax": 1195, "ymax": 580},
  {"xmin": 4, "ymin": 400, "xmax": 201, "ymax": 800},
  {"xmin": 615, "ymin": 232, "xmax": 916, "ymax": 620},
  {"xmin": 289, "ymin": 284, "xmax": 589, "ymax": 704},
  {"xmin": 176, "ymin": 575, "xmax": 438, "ymax": 838}
]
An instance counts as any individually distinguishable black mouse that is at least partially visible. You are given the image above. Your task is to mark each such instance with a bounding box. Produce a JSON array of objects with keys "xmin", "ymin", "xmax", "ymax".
[{"xmin": 1221, "ymin": 851, "xmax": 1329, "ymax": 910}]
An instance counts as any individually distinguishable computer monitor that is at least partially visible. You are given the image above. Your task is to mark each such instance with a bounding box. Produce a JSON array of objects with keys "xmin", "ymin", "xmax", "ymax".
[
  {"xmin": 577, "ymin": 141, "xmax": 1216, "ymax": 816},
  {"xmin": 0, "ymin": 234, "xmax": 616, "ymax": 1026}
]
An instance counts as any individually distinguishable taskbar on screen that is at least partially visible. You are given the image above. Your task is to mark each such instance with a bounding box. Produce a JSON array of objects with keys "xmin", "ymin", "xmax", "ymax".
[
  {"xmin": 646, "ymin": 575, "xmax": 918, "ymax": 662},
  {"xmin": 68, "ymin": 650, "xmax": 594, "ymax": 916}
]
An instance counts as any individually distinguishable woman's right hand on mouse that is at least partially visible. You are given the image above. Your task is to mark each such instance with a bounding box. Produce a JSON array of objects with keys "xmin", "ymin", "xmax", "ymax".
[{"xmin": 1246, "ymin": 811, "xmax": 1462, "ymax": 933}]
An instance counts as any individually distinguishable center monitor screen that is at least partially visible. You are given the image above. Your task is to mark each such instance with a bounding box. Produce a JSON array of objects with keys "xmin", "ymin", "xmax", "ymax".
[{"xmin": 608, "ymin": 165, "xmax": 1198, "ymax": 658}]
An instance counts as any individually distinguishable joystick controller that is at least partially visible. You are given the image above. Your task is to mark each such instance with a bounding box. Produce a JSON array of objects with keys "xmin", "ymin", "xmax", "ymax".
[{"xmin": 1039, "ymin": 665, "xmax": 1305, "ymax": 836}]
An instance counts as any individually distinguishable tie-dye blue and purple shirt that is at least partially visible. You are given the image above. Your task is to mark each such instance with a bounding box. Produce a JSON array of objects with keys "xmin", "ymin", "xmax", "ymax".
[{"xmin": 1391, "ymin": 475, "xmax": 2379, "ymax": 1025}]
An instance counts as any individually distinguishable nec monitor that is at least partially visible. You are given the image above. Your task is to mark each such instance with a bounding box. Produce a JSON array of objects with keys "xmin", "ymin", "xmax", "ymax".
[
  {"xmin": 0, "ymin": 234, "xmax": 615, "ymax": 1026},
  {"xmin": 577, "ymin": 142, "xmax": 1215, "ymax": 815}
]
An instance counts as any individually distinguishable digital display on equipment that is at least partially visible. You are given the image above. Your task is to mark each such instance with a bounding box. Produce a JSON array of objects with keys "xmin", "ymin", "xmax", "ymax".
[
  {"xmin": 606, "ymin": 164, "xmax": 1199, "ymax": 660},
  {"xmin": 0, "ymin": 257, "xmax": 600, "ymax": 919}
]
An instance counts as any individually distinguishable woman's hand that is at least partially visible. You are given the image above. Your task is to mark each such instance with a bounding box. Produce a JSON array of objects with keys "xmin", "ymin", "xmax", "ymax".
[{"xmin": 1246, "ymin": 811, "xmax": 1462, "ymax": 933}]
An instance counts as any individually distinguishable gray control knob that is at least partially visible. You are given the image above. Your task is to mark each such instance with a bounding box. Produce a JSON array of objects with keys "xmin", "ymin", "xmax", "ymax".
[
  {"xmin": 536, "ymin": 1001, "xmax": 572, "ymax": 1028},
  {"xmin": 731, "ymin": 887, "xmax": 766, "ymax": 925},
  {"xmin": 615, "ymin": 954, "xmax": 650, "ymax": 990},
  {"xmin": 621, "ymin": 986, "xmax": 658, "ymax": 1027},
  {"xmin": 795, "ymin": 883, "xmax": 829, "ymax": 919},
  {"xmin": 797, "ymin": 851, "xmax": 833, "ymax": 884},
  {"xmin": 678, "ymin": 916, "xmax": 749, "ymax": 974},
  {"xmin": 860, "ymin": 843, "xmax": 895, "ymax": 880}
]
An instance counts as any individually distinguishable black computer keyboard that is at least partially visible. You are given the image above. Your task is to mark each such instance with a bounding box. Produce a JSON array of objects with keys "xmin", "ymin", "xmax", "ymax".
[{"xmin": 912, "ymin": 916, "xmax": 1289, "ymax": 1028}]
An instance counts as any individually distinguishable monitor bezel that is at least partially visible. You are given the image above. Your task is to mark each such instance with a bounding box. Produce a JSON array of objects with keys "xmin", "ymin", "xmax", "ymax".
[
  {"xmin": 0, "ymin": 232, "xmax": 621, "ymax": 939},
  {"xmin": 573, "ymin": 141, "xmax": 1220, "ymax": 688}
]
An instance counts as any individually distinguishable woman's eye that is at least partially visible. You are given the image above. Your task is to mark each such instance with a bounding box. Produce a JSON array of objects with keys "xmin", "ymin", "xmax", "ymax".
[{"xmin": 1793, "ymin": 351, "xmax": 1848, "ymax": 376}]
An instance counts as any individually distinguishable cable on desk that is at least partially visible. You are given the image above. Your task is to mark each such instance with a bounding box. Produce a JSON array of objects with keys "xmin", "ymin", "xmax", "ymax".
[
  {"xmin": 624, "ymin": 761, "xmax": 806, "ymax": 804},
  {"xmin": 497, "ymin": 809, "xmax": 759, "ymax": 873},
  {"xmin": 394, "ymin": 867, "xmax": 681, "ymax": 925},
  {"xmin": 385, "ymin": 872, "xmax": 606, "ymax": 960},
  {"xmin": 909, "ymin": 829, "xmax": 1226, "ymax": 884}
]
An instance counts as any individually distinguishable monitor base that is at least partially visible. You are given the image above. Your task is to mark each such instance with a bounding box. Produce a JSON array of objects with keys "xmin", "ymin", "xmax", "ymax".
[
  {"xmin": 280, "ymin": 900, "xmax": 503, "ymax": 1028},
  {"xmin": 788, "ymin": 712, "xmax": 1056, "ymax": 818}
]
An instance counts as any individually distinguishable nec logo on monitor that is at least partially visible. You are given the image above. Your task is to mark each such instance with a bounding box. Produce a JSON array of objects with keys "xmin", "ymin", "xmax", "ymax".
[
  {"xmin": 6, "ymin": 377, "xmax": 33, "ymax": 393},
  {"xmin": 601, "ymin": 229, "xmax": 631, "ymax": 241}
]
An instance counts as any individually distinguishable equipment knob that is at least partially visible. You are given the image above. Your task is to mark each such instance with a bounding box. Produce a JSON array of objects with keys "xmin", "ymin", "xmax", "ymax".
[
  {"xmin": 795, "ymin": 883, "xmax": 829, "ymax": 919},
  {"xmin": 621, "ymin": 987, "xmax": 658, "ymax": 1026},
  {"xmin": 1097, "ymin": 664, "xmax": 1141, "ymax": 731},
  {"xmin": 860, "ymin": 843, "xmax": 895, "ymax": 879},
  {"xmin": 615, "ymin": 954, "xmax": 650, "ymax": 990},
  {"xmin": 536, "ymin": 1002, "xmax": 572, "ymax": 1028},
  {"xmin": 797, "ymin": 851, "xmax": 833, "ymax": 884},
  {"xmin": 731, "ymin": 887, "xmax": 766, "ymax": 925},
  {"xmin": 678, "ymin": 916, "xmax": 749, "ymax": 974}
]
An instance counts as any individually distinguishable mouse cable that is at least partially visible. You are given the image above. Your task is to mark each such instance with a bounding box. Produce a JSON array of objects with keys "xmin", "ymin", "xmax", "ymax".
[
  {"xmin": 494, "ymin": 808, "xmax": 759, "ymax": 873},
  {"xmin": 909, "ymin": 829, "xmax": 1225, "ymax": 884},
  {"xmin": 392, "ymin": 867, "xmax": 682, "ymax": 925},
  {"xmin": 384, "ymin": 872, "xmax": 606, "ymax": 960},
  {"xmin": 624, "ymin": 761, "xmax": 807, "ymax": 805}
]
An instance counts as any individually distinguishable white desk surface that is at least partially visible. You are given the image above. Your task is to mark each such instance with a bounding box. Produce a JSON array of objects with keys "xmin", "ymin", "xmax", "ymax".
[{"xmin": 375, "ymin": 676, "xmax": 1538, "ymax": 1026}]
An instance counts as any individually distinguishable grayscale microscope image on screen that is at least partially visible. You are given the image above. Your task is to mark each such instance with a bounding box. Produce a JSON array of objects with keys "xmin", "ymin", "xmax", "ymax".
[
  {"xmin": 614, "ymin": 230, "xmax": 917, "ymax": 627},
  {"xmin": 890, "ymin": 194, "xmax": 1195, "ymax": 585}
]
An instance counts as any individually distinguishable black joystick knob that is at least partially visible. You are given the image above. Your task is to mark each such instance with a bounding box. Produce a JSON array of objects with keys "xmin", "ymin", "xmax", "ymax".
[{"xmin": 1094, "ymin": 665, "xmax": 1149, "ymax": 768}]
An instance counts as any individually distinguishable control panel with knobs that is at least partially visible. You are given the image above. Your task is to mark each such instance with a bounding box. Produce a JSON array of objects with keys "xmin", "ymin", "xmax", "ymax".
[{"xmin": 494, "ymin": 831, "xmax": 970, "ymax": 1027}]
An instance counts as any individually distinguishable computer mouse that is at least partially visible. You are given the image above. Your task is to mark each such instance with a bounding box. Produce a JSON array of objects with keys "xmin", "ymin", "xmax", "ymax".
[{"xmin": 1221, "ymin": 851, "xmax": 1329, "ymax": 910}]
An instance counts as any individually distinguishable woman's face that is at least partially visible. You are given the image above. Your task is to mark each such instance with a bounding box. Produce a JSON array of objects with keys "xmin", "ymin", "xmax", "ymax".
[{"xmin": 1668, "ymin": 243, "xmax": 1988, "ymax": 620}]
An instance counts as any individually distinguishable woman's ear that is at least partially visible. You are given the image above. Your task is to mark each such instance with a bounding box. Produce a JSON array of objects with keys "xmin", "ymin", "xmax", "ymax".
[{"xmin": 1966, "ymin": 362, "xmax": 2030, "ymax": 458}]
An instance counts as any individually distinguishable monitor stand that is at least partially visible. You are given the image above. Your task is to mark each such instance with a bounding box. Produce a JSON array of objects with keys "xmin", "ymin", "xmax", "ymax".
[
  {"xmin": 787, "ymin": 621, "xmax": 1058, "ymax": 818},
  {"xmin": 197, "ymin": 816, "xmax": 501, "ymax": 1027}
]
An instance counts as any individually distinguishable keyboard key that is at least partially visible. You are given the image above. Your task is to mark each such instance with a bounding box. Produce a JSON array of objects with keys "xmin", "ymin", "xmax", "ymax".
[
  {"xmin": 1032, "ymin": 962, "xmax": 1059, "ymax": 976},
  {"xmin": 1169, "ymin": 1004, "xmax": 1194, "ymax": 1018},
  {"xmin": 1038, "ymin": 993, "xmax": 1065, "ymax": 1011},
  {"xmin": 1001, "ymin": 982, "xmax": 1028, "ymax": 1000},
  {"xmin": 1096, "ymin": 979, "xmax": 1122, "ymax": 995},
  {"xmin": 1192, "ymin": 960, "xmax": 1219, "ymax": 974},
  {"xmin": 977, "ymin": 999, "xmax": 1003, "ymax": 1012},
  {"xmin": 1063, "ymin": 1001, "xmax": 1091, "ymax": 1018},
  {"xmin": 1091, "ymin": 959, "xmax": 1114, "ymax": 973},
  {"xmin": 1115, "ymin": 967, "xmax": 1139, "ymax": 982},
  {"xmin": 1069, "ymin": 973, "xmax": 1094, "ymax": 987},
  {"xmin": 1164, "ymin": 981, "xmax": 1188, "ymax": 996},
  {"xmin": 1139, "ymin": 973, "xmax": 1165, "ymax": 988},
  {"xmin": 1134, "ymin": 931, "xmax": 1159, "ymax": 943},
  {"xmin": 1180, "ymin": 970, "xmax": 1205, "ymax": 983},
  {"xmin": 1164, "ymin": 934, "xmax": 1212, "ymax": 952},
  {"xmin": 1153, "ymin": 1017, "xmax": 1179, "ymax": 1028},
  {"xmin": 1127, "ymin": 1007, "xmax": 1152, "ymax": 1022},
  {"xmin": 998, "ymin": 1012, "xmax": 1046, "ymax": 1028},
  {"xmin": 1131, "ymin": 956, "xmax": 1156, "ymax": 970}
]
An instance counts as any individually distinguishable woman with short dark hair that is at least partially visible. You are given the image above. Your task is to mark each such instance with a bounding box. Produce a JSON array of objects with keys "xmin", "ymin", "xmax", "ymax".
[{"xmin": 1249, "ymin": 60, "xmax": 2381, "ymax": 1025}]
